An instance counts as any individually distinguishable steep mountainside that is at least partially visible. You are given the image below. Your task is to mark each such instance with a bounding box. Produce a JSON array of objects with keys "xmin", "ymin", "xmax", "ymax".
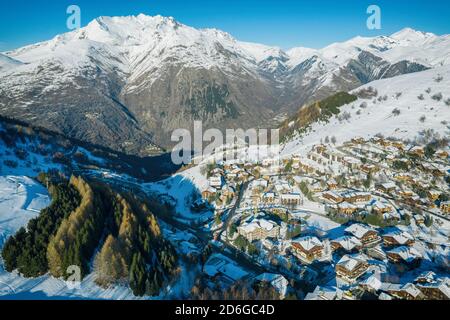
[
  {"xmin": 282, "ymin": 65, "xmax": 450, "ymax": 156},
  {"xmin": 0, "ymin": 15, "xmax": 449, "ymax": 153}
]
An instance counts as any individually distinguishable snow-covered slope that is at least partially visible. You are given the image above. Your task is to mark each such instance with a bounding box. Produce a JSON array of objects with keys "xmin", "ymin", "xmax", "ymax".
[
  {"xmin": 0, "ymin": 176, "xmax": 50, "ymax": 247},
  {"xmin": 282, "ymin": 66, "xmax": 450, "ymax": 156},
  {"xmin": 0, "ymin": 53, "xmax": 23, "ymax": 73}
]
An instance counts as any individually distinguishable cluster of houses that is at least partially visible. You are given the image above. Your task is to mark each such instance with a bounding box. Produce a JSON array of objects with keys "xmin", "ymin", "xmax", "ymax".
[
  {"xmin": 306, "ymin": 271, "xmax": 449, "ymax": 300},
  {"xmin": 198, "ymin": 136, "xmax": 449, "ymax": 300}
]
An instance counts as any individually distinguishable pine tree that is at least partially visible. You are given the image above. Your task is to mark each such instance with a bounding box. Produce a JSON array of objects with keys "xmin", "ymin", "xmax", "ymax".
[{"xmin": 129, "ymin": 252, "xmax": 147, "ymax": 296}]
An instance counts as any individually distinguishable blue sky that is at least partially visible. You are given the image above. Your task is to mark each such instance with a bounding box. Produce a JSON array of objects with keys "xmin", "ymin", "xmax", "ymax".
[{"xmin": 0, "ymin": 0, "xmax": 449, "ymax": 51}]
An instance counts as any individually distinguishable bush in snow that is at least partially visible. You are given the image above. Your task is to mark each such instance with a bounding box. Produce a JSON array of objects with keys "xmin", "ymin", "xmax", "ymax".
[
  {"xmin": 425, "ymin": 87, "xmax": 432, "ymax": 94},
  {"xmin": 434, "ymin": 74, "xmax": 444, "ymax": 83},
  {"xmin": 445, "ymin": 98, "xmax": 450, "ymax": 106},
  {"xmin": 395, "ymin": 92, "xmax": 403, "ymax": 99},
  {"xmin": 359, "ymin": 102, "xmax": 368, "ymax": 109},
  {"xmin": 356, "ymin": 109, "xmax": 362, "ymax": 115},
  {"xmin": 331, "ymin": 136, "xmax": 337, "ymax": 144},
  {"xmin": 338, "ymin": 111, "xmax": 352, "ymax": 122},
  {"xmin": 420, "ymin": 115, "xmax": 426, "ymax": 123},
  {"xmin": 417, "ymin": 94, "xmax": 425, "ymax": 100},
  {"xmin": 431, "ymin": 92, "xmax": 443, "ymax": 101},
  {"xmin": 392, "ymin": 108, "xmax": 401, "ymax": 116},
  {"xmin": 356, "ymin": 86, "xmax": 378, "ymax": 99}
]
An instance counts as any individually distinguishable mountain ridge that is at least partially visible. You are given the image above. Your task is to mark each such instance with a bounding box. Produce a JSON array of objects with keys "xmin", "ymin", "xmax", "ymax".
[{"xmin": 1, "ymin": 14, "xmax": 449, "ymax": 154}]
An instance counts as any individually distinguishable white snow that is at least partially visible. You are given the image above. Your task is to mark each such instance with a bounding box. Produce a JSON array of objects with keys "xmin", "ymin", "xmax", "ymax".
[
  {"xmin": 282, "ymin": 65, "xmax": 450, "ymax": 157},
  {"xmin": 0, "ymin": 176, "xmax": 50, "ymax": 247}
]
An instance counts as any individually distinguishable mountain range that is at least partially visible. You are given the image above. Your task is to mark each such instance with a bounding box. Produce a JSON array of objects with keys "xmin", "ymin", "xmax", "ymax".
[{"xmin": 1, "ymin": 14, "xmax": 449, "ymax": 155}]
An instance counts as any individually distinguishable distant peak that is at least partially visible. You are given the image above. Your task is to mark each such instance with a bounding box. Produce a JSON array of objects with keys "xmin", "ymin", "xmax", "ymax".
[{"xmin": 391, "ymin": 27, "xmax": 435, "ymax": 40}]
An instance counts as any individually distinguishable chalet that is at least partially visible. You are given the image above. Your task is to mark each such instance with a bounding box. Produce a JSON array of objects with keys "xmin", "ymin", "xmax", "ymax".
[
  {"xmin": 351, "ymin": 137, "xmax": 365, "ymax": 145},
  {"xmin": 408, "ymin": 146, "xmax": 425, "ymax": 157},
  {"xmin": 387, "ymin": 246, "xmax": 422, "ymax": 267},
  {"xmin": 372, "ymin": 202, "xmax": 394, "ymax": 215},
  {"xmin": 342, "ymin": 191, "xmax": 371, "ymax": 204},
  {"xmin": 427, "ymin": 189, "xmax": 441, "ymax": 202},
  {"xmin": 382, "ymin": 231, "xmax": 414, "ymax": 247},
  {"xmin": 305, "ymin": 286, "xmax": 339, "ymax": 300},
  {"xmin": 226, "ymin": 172, "xmax": 237, "ymax": 180},
  {"xmin": 262, "ymin": 192, "xmax": 276, "ymax": 204},
  {"xmin": 394, "ymin": 173, "xmax": 414, "ymax": 183},
  {"xmin": 274, "ymin": 180, "xmax": 291, "ymax": 193},
  {"xmin": 342, "ymin": 157, "xmax": 361, "ymax": 170},
  {"xmin": 255, "ymin": 273, "xmax": 289, "ymax": 299},
  {"xmin": 391, "ymin": 141, "xmax": 405, "ymax": 150},
  {"xmin": 238, "ymin": 218, "xmax": 280, "ymax": 242},
  {"xmin": 326, "ymin": 178, "xmax": 338, "ymax": 190},
  {"xmin": 416, "ymin": 278, "xmax": 450, "ymax": 300},
  {"xmin": 414, "ymin": 214, "xmax": 425, "ymax": 225},
  {"xmin": 345, "ymin": 224, "xmax": 381, "ymax": 247},
  {"xmin": 202, "ymin": 187, "xmax": 217, "ymax": 199},
  {"xmin": 209, "ymin": 175, "xmax": 223, "ymax": 188},
  {"xmin": 440, "ymin": 201, "xmax": 450, "ymax": 214},
  {"xmin": 322, "ymin": 191, "xmax": 344, "ymax": 203},
  {"xmin": 335, "ymin": 254, "xmax": 369, "ymax": 282},
  {"xmin": 431, "ymin": 167, "xmax": 445, "ymax": 177},
  {"xmin": 414, "ymin": 271, "xmax": 437, "ymax": 284},
  {"xmin": 310, "ymin": 180, "xmax": 325, "ymax": 193},
  {"xmin": 203, "ymin": 254, "xmax": 249, "ymax": 283},
  {"xmin": 359, "ymin": 274, "xmax": 382, "ymax": 293},
  {"xmin": 330, "ymin": 236, "xmax": 362, "ymax": 253},
  {"xmin": 380, "ymin": 283, "xmax": 424, "ymax": 300},
  {"xmin": 280, "ymin": 193, "xmax": 301, "ymax": 206},
  {"xmin": 376, "ymin": 182, "xmax": 396, "ymax": 194},
  {"xmin": 253, "ymin": 178, "xmax": 268, "ymax": 188},
  {"xmin": 291, "ymin": 236, "xmax": 324, "ymax": 262},
  {"xmin": 361, "ymin": 164, "xmax": 378, "ymax": 174},
  {"xmin": 337, "ymin": 202, "xmax": 358, "ymax": 216},
  {"xmin": 398, "ymin": 188, "xmax": 414, "ymax": 199},
  {"xmin": 292, "ymin": 155, "xmax": 301, "ymax": 165},
  {"xmin": 435, "ymin": 149, "xmax": 449, "ymax": 159}
]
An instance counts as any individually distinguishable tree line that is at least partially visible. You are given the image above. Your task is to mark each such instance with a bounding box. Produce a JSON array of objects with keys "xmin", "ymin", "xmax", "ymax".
[{"xmin": 2, "ymin": 174, "xmax": 179, "ymax": 297}]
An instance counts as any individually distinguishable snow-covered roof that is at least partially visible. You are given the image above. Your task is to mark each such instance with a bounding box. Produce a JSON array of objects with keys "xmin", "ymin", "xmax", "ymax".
[
  {"xmin": 417, "ymin": 278, "xmax": 450, "ymax": 299},
  {"xmin": 379, "ymin": 182, "xmax": 396, "ymax": 189},
  {"xmin": 360, "ymin": 274, "xmax": 382, "ymax": 291},
  {"xmin": 292, "ymin": 236, "xmax": 323, "ymax": 251},
  {"xmin": 338, "ymin": 201, "xmax": 357, "ymax": 209},
  {"xmin": 331, "ymin": 236, "xmax": 362, "ymax": 251},
  {"xmin": 378, "ymin": 292, "xmax": 393, "ymax": 300},
  {"xmin": 337, "ymin": 254, "xmax": 368, "ymax": 272},
  {"xmin": 305, "ymin": 286, "xmax": 337, "ymax": 300},
  {"xmin": 239, "ymin": 218, "xmax": 278, "ymax": 233},
  {"xmin": 345, "ymin": 223, "xmax": 377, "ymax": 239},
  {"xmin": 255, "ymin": 273, "xmax": 289, "ymax": 297},
  {"xmin": 387, "ymin": 246, "xmax": 422, "ymax": 262},
  {"xmin": 383, "ymin": 230, "xmax": 414, "ymax": 245}
]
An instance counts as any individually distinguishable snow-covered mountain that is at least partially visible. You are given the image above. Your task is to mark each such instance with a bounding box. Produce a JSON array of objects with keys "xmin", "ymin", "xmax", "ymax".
[{"xmin": 0, "ymin": 14, "xmax": 449, "ymax": 153}]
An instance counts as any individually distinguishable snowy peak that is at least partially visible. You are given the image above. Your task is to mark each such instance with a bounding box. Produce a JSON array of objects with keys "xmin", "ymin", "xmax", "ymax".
[
  {"xmin": 391, "ymin": 27, "xmax": 436, "ymax": 42},
  {"xmin": 0, "ymin": 15, "xmax": 449, "ymax": 154}
]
